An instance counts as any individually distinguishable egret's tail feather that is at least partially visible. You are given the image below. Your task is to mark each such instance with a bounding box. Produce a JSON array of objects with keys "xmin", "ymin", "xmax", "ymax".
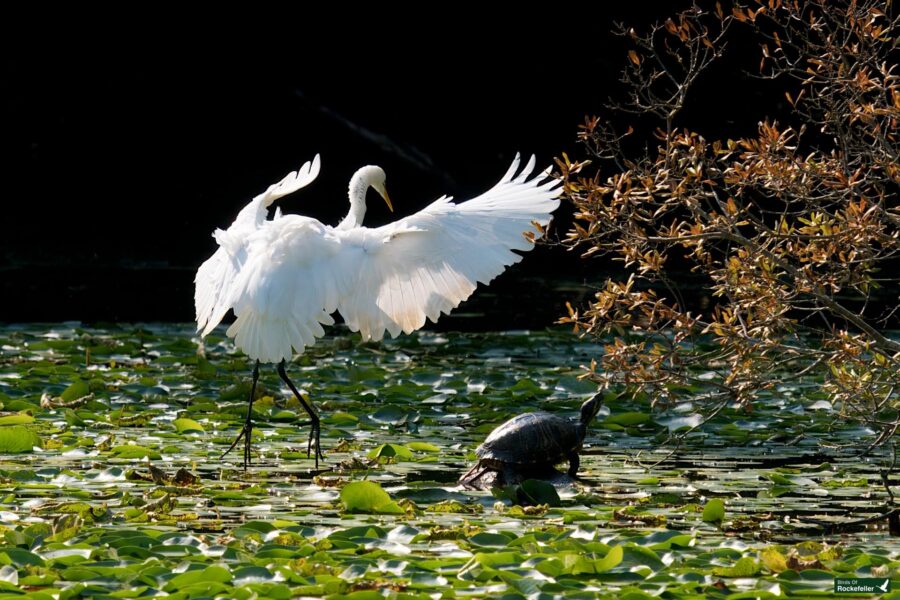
[{"xmin": 227, "ymin": 311, "xmax": 310, "ymax": 364}]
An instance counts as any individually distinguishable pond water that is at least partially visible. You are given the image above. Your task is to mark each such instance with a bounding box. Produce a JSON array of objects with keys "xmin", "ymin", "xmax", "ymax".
[{"xmin": 0, "ymin": 323, "xmax": 896, "ymax": 598}]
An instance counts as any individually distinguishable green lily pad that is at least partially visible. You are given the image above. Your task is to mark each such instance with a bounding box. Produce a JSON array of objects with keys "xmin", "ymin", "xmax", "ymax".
[
  {"xmin": 595, "ymin": 545, "xmax": 624, "ymax": 572},
  {"xmin": 519, "ymin": 479, "xmax": 561, "ymax": 507},
  {"xmin": 469, "ymin": 532, "xmax": 514, "ymax": 547},
  {"xmin": 60, "ymin": 380, "xmax": 90, "ymax": 402},
  {"xmin": 370, "ymin": 405, "xmax": 408, "ymax": 425},
  {"xmin": 367, "ymin": 444, "xmax": 414, "ymax": 460},
  {"xmin": 713, "ymin": 557, "xmax": 761, "ymax": 577},
  {"xmin": 604, "ymin": 412, "xmax": 653, "ymax": 426},
  {"xmin": 407, "ymin": 441, "xmax": 440, "ymax": 453},
  {"xmin": 339, "ymin": 481, "xmax": 404, "ymax": 514},
  {"xmin": 0, "ymin": 414, "xmax": 34, "ymax": 426},
  {"xmin": 110, "ymin": 446, "xmax": 162, "ymax": 460},
  {"xmin": 173, "ymin": 418, "xmax": 205, "ymax": 434},
  {"xmin": 702, "ymin": 498, "xmax": 726, "ymax": 523},
  {"xmin": 760, "ymin": 547, "xmax": 789, "ymax": 573},
  {"xmin": 165, "ymin": 565, "xmax": 233, "ymax": 590},
  {"xmin": 0, "ymin": 426, "xmax": 42, "ymax": 453}
]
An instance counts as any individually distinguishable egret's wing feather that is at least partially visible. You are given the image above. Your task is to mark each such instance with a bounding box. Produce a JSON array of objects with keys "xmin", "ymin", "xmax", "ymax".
[
  {"xmin": 334, "ymin": 154, "xmax": 561, "ymax": 341},
  {"xmin": 194, "ymin": 155, "xmax": 322, "ymax": 337},
  {"xmin": 195, "ymin": 245, "xmax": 237, "ymax": 334},
  {"xmin": 262, "ymin": 154, "xmax": 321, "ymax": 203}
]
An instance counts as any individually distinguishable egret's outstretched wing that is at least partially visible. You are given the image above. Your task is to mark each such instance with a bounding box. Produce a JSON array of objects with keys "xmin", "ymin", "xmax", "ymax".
[
  {"xmin": 335, "ymin": 154, "xmax": 560, "ymax": 341},
  {"xmin": 218, "ymin": 154, "xmax": 560, "ymax": 363},
  {"xmin": 194, "ymin": 155, "xmax": 321, "ymax": 335}
]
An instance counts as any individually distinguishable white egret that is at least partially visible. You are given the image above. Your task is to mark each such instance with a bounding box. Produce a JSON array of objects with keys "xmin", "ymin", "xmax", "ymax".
[{"xmin": 195, "ymin": 153, "xmax": 561, "ymax": 468}]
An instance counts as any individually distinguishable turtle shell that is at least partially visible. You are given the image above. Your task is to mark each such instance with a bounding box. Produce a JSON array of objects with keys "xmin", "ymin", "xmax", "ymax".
[{"xmin": 475, "ymin": 411, "xmax": 580, "ymax": 466}]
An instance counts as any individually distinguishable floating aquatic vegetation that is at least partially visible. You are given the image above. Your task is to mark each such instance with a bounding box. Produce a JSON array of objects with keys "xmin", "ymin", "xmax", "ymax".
[{"xmin": 0, "ymin": 324, "xmax": 894, "ymax": 597}]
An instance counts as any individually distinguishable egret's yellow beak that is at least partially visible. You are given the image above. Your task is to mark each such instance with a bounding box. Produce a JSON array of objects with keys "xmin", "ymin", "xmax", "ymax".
[{"xmin": 382, "ymin": 188, "xmax": 394, "ymax": 212}]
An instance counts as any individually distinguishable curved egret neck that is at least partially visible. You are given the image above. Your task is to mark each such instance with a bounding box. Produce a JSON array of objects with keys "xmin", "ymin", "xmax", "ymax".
[{"xmin": 337, "ymin": 166, "xmax": 383, "ymax": 230}]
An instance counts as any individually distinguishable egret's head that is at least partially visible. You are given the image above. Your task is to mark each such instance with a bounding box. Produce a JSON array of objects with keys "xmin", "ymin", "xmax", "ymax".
[{"xmin": 358, "ymin": 165, "xmax": 393, "ymax": 212}]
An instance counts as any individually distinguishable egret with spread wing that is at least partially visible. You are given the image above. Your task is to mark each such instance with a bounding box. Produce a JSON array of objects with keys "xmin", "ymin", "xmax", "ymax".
[{"xmin": 195, "ymin": 153, "xmax": 561, "ymax": 468}]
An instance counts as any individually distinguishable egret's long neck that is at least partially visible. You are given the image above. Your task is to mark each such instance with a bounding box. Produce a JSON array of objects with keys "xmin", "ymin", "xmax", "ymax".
[{"xmin": 337, "ymin": 171, "xmax": 370, "ymax": 230}]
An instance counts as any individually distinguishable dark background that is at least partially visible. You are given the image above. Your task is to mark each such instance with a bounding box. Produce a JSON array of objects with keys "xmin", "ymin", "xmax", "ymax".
[{"xmin": 2, "ymin": 5, "xmax": 769, "ymax": 328}]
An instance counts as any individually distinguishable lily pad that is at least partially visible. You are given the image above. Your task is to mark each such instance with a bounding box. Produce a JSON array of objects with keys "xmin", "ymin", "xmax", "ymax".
[
  {"xmin": 164, "ymin": 565, "xmax": 233, "ymax": 592},
  {"xmin": 110, "ymin": 446, "xmax": 162, "ymax": 460},
  {"xmin": 370, "ymin": 405, "xmax": 408, "ymax": 425},
  {"xmin": 367, "ymin": 444, "xmax": 414, "ymax": 460},
  {"xmin": 713, "ymin": 557, "xmax": 761, "ymax": 577},
  {"xmin": 604, "ymin": 412, "xmax": 653, "ymax": 426},
  {"xmin": 519, "ymin": 479, "xmax": 561, "ymax": 507},
  {"xmin": 60, "ymin": 380, "xmax": 90, "ymax": 402},
  {"xmin": 339, "ymin": 481, "xmax": 404, "ymax": 514},
  {"xmin": 0, "ymin": 426, "xmax": 42, "ymax": 453},
  {"xmin": 172, "ymin": 418, "xmax": 205, "ymax": 434},
  {"xmin": 702, "ymin": 498, "xmax": 726, "ymax": 523},
  {"xmin": 407, "ymin": 441, "xmax": 440, "ymax": 453},
  {"xmin": 0, "ymin": 415, "xmax": 34, "ymax": 426}
]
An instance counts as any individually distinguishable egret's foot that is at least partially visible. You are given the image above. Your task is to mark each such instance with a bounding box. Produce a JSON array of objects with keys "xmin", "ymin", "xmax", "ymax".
[
  {"xmin": 293, "ymin": 419, "xmax": 326, "ymax": 467},
  {"xmin": 222, "ymin": 359, "xmax": 260, "ymax": 470},
  {"xmin": 221, "ymin": 420, "xmax": 254, "ymax": 469},
  {"xmin": 277, "ymin": 359, "xmax": 325, "ymax": 469},
  {"xmin": 307, "ymin": 420, "xmax": 326, "ymax": 468}
]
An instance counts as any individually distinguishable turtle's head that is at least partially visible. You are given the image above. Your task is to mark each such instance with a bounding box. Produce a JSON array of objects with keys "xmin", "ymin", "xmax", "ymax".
[{"xmin": 580, "ymin": 393, "xmax": 604, "ymax": 427}]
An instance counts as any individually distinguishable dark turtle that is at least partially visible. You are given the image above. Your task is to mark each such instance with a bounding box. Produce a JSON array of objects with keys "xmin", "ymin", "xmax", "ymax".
[{"xmin": 459, "ymin": 393, "xmax": 603, "ymax": 486}]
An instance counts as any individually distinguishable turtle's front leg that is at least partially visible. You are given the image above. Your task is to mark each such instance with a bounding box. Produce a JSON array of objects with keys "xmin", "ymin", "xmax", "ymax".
[
  {"xmin": 567, "ymin": 452, "xmax": 580, "ymax": 477},
  {"xmin": 501, "ymin": 465, "xmax": 523, "ymax": 486},
  {"xmin": 460, "ymin": 461, "xmax": 485, "ymax": 484}
]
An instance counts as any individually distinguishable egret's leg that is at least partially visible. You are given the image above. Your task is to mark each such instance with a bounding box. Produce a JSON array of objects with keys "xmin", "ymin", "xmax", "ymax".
[
  {"xmin": 221, "ymin": 359, "xmax": 259, "ymax": 469},
  {"xmin": 277, "ymin": 359, "xmax": 324, "ymax": 469}
]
